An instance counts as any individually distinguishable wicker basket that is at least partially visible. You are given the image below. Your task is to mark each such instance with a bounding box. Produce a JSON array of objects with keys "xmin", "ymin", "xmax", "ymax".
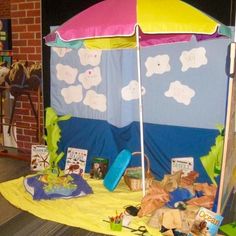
[{"xmin": 123, "ymin": 152, "xmax": 154, "ymax": 191}]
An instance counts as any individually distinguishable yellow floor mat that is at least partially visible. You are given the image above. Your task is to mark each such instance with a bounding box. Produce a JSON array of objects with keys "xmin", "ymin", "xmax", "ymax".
[{"xmin": 0, "ymin": 175, "xmax": 161, "ymax": 236}]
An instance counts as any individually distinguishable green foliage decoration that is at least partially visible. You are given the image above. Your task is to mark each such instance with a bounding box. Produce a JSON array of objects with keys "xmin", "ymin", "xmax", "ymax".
[
  {"xmin": 200, "ymin": 124, "xmax": 224, "ymax": 186},
  {"xmin": 43, "ymin": 107, "xmax": 71, "ymax": 176}
]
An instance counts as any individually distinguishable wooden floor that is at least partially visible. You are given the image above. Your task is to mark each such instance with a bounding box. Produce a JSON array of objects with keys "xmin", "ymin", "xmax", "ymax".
[
  {"xmin": 0, "ymin": 138, "xmax": 236, "ymax": 235},
  {"xmin": 0, "ymin": 157, "xmax": 31, "ymax": 225}
]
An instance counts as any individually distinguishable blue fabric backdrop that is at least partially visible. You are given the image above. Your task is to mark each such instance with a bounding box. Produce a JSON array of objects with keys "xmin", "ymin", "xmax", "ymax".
[
  {"xmin": 58, "ymin": 117, "xmax": 218, "ymax": 182},
  {"xmin": 50, "ymin": 35, "xmax": 232, "ymax": 183}
]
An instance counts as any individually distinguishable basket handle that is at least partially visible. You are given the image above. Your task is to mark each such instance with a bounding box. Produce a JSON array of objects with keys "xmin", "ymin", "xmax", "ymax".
[{"xmin": 131, "ymin": 152, "xmax": 151, "ymax": 175}]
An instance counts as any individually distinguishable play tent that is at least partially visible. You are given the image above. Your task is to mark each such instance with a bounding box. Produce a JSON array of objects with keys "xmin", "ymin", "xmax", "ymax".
[{"xmin": 45, "ymin": 0, "xmax": 235, "ymax": 213}]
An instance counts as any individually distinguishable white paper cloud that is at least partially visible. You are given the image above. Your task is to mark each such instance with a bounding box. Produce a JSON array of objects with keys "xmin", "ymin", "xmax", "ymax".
[
  {"xmin": 165, "ymin": 80, "xmax": 195, "ymax": 106},
  {"xmin": 56, "ymin": 63, "xmax": 78, "ymax": 84},
  {"xmin": 61, "ymin": 85, "xmax": 83, "ymax": 104},
  {"xmin": 0, "ymin": 66, "xmax": 9, "ymax": 84},
  {"xmin": 121, "ymin": 80, "xmax": 146, "ymax": 101},
  {"xmin": 180, "ymin": 47, "xmax": 207, "ymax": 72},
  {"xmin": 52, "ymin": 47, "xmax": 72, "ymax": 57},
  {"xmin": 145, "ymin": 54, "xmax": 170, "ymax": 77},
  {"xmin": 78, "ymin": 48, "xmax": 102, "ymax": 66},
  {"xmin": 78, "ymin": 67, "xmax": 102, "ymax": 89},
  {"xmin": 83, "ymin": 90, "xmax": 106, "ymax": 112}
]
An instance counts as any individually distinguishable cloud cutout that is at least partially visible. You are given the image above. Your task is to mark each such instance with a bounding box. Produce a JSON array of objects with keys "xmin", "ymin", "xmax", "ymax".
[
  {"xmin": 180, "ymin": 47, "xmax": 207, "ymax": 72},
  {"xmin": 145, "ymin": 54, "xmax": 170, "ymax": 77},
  {"xmin": 78, "ymin": 67, "xmax": 102, "ymax": 89},
  {"xmin": 121, "ymin": 80, "xmax": 146, "ymax": 101},
  {"xmin": 78, "ymin": 48, "xmax": 102, "ymax": 66},
  {"xmin": 52, "ymin": 47, "xmax": 72, "ymax": 57},
  {"xmin": 165, "ymin": 80, "xmax": 195, "ymax": 106},
  {"xmin": 83, "ymin": 90, "xmax": 106, "ymax": 112},
  {"xmin": 56, "ymin": 63, "xmax": 78, "ymax": 84},
  {"xmin": 61, "ymin": 85, "xmax": 83, "ymax": 104}
]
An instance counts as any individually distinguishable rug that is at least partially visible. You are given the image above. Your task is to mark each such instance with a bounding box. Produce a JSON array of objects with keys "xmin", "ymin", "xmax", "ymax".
[
  {"xmin": 24, "ymin": 174, "xmax": 93, "ymax": 200},
  {"xmin": 0, "ymin": 175, "xmax": 161, "ymax": 236}
]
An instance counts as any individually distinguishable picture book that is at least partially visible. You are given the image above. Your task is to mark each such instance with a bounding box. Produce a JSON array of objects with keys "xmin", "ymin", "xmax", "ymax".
[
  {"xmin": 171, "ymin": 157, "xmax": 194, "ymax": 176},
  {"xmin": 31, "ymin": 145, "xmax": 50, "ymax": 171},
  {"xmin": 64, "ymin": 147, "xmax": 88, "ymax": 176},
  {"xmin": 190, "ymin": 207, "xmax": 224, "ymax": 236}
]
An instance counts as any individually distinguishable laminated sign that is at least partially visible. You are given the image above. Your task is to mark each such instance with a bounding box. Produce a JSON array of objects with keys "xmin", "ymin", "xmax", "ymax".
[{"xmin": 171, "ymin": 157, "xmax": 194, "ymax": 176}]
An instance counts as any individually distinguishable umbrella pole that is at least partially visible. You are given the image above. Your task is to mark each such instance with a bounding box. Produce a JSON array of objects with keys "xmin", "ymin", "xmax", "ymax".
[{"xmin": 135, "ymin": 25, "xmax": 146, "ymax": 197}]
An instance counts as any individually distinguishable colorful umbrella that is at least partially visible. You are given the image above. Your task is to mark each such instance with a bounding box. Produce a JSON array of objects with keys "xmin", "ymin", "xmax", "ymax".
[
  {"xmin": 45, "ymin": 0, "xmax": 231, "ymax": 49},
  {"xmin": 44, "ymin": 0, "xmax": 231, "ymax": 195}
]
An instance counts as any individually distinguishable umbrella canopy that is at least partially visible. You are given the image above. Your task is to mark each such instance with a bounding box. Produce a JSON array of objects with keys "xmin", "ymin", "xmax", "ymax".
[{"xmin": 45, "ymin": 0, "xmax": 231, "ymax": 49}]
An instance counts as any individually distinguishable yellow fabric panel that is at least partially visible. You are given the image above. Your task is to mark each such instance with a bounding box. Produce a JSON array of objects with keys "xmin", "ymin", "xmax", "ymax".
[
  {"xmin": 137, "ymin": 0, "xmax": 218, "ymax": 34},
  {"xmin": 84, "ymin": 35, "xmax": 136, "ymax": 49},
  {"xmin": 0, "ymin": 175, "xmax": 162, "ymax": 236}
]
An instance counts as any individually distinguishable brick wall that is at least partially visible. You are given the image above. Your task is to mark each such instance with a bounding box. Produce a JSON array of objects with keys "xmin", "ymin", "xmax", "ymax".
[
  {"xmin": 11, "ymin": 0, "xmax": 41, "ymax": 62},
  {"xmin": 0, "ymin": 0, "xmax": 11, "ymax": 18},
  {"xmin": 9, "ymin": 0, "xmax": 43, "ymax": 155}
]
